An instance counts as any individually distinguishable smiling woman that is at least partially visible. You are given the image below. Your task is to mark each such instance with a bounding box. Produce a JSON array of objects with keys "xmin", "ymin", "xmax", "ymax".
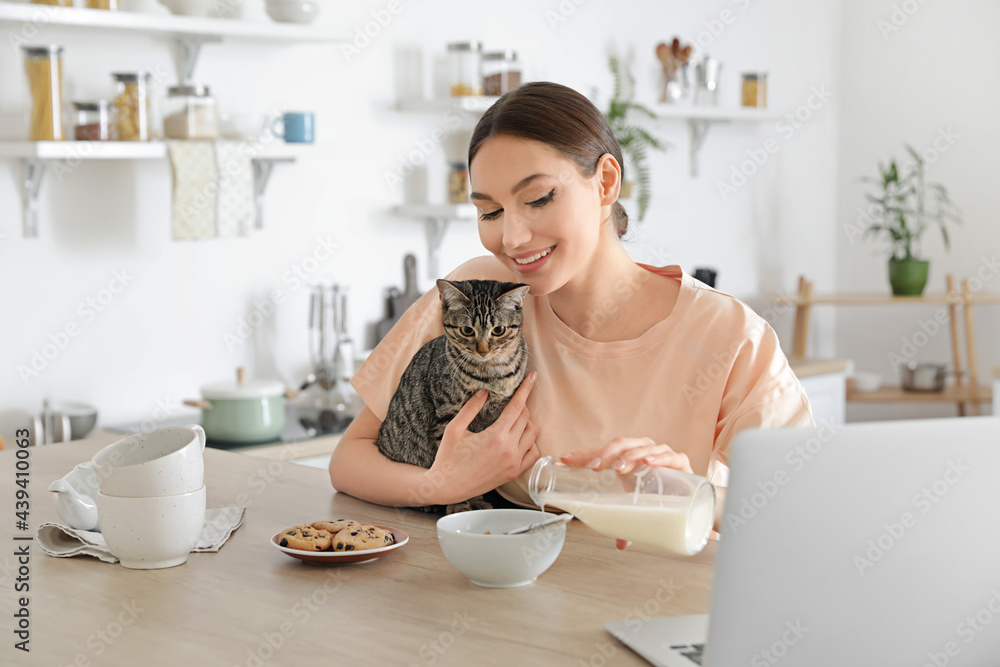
[{"xmin": 331, "ymin": 82, "xmax": 813, "ymax": 542}]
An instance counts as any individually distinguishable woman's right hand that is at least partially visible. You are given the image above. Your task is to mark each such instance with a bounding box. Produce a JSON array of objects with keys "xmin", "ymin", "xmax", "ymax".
[{"xmin": 422, "ymin": 372, "xmax": 540, "ymax": 506}]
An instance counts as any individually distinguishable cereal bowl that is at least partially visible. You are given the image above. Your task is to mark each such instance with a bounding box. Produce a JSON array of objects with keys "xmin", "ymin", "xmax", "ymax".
[{"xmin": 437, "ymin": 509, "xmax": 566, "ymax": 588}]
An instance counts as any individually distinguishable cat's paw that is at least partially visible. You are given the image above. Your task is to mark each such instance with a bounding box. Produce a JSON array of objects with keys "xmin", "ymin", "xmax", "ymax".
[{"xmin": 445, "ymin": 501, "xmax": 472, "ymax": 515}]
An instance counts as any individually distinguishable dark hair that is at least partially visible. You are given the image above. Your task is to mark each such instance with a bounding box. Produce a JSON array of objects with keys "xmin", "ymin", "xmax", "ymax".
[{"xmin": 468, "ymin": 82, "xmax": 629, "ymax": 239}]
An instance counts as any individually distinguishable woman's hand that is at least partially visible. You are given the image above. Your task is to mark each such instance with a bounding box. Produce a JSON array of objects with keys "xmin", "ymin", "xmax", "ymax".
[
  {"xmin": 560, "ymin": 437, "xmax": 691, "ymax": 551},
  {"xmin": 422, "ymin": 372, "xmax": 540, "ymax": 506}
]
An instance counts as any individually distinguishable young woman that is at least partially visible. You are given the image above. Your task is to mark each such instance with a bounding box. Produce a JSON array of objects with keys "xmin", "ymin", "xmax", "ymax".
[{"xmin": 330, "ymin": 82, "xmax": 813, "ymax": 540}]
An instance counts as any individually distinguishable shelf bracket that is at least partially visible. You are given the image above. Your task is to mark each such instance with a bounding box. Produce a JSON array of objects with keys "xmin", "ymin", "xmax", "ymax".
[
  {"xmin": 687, "ymin": 119, "xmax": 713, "ymax": 178},
  {"xmin": 424, "ymin": 217, "xmax": 451, "ymax": 279},
  {"xmin": 173, "ymin": 36, "xmax": 220, "ymax": 84},
  {"xmin": 252, "ymin": 158, "xmax": 294, "ymax": 230},
  {"xmin": 21, "ymin": 158, "xmax": 48, "ymax": 238}
]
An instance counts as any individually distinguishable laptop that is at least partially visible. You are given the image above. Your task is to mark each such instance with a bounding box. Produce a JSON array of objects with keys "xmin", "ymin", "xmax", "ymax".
[{"xmin": 605, "ymin": 416, "xmax": 1000, "ymax": 666}]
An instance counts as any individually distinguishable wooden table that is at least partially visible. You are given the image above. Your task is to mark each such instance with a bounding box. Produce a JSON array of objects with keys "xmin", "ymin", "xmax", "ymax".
[{"xmin": 0, "ymin": 437, "xmax": 714, "ymax": 666}]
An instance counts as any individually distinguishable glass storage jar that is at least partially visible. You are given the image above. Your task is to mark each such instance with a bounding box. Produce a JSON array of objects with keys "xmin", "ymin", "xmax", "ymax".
[
  {"xmin": 163, "ymin": 84, "xmax": 219, "ymax": 140},
  {"xmin": 741, "ymin": 72, "xmax": 768, "ymax": 108},
  {"xmin": 73, "ymin": 101, "xmax": 114, "ymax": 141},
  {"xmin": 112, "ymin": 72, "xmax": 152, "ymax": 141},
  {"xmin": 481, "ymin": 50, "xmax": 521, "ymax": 96},
  {"xmin": 447, "ymin": 41, "xmax": 483, "ymax": 97},
  {"xmin": 23, "ymin": 45, "xmax": 65, "ymax": 141},
  {"xmin": 31, "ymin": 0, "xmax": 72, "ymax": 6},
  {"xmin": 86, "ymin": 0, "xmax": 118, "ymax": 8},
  {"xmin": 447, "ymin": 162, "xmax": 469, "ymax": 203}
]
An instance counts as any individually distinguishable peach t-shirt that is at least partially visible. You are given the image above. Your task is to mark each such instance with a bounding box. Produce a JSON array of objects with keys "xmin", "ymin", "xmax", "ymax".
[{"xmin": 351, "ymin": 256, "xmax": 814, "ymax": 506}]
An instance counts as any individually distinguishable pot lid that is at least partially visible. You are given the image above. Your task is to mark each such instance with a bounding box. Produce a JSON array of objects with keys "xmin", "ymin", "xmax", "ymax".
[{"xmin": 201, "ymin": 367, "xmax": 284, "ymax": 399}]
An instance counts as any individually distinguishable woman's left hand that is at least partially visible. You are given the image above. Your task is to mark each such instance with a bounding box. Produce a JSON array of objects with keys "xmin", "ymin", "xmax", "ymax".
[{"xmin": 560, "ymin": 437, "xmax": 693, "ymax": 551}]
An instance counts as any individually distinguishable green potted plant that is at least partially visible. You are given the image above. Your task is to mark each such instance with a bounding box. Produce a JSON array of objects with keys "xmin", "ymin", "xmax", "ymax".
[
  {"xmin": 860, "ymin": 145, "xmax": 962, "ymax": 295},
  {"xmin": 604, "ymin": 55, "xmax": 669, "ymax": 222}
]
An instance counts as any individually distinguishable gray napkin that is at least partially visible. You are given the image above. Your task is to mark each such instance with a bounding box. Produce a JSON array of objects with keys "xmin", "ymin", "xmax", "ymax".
[{"xmin": 35, "ymin": 506, "xmax": 246, "ymax": 564}]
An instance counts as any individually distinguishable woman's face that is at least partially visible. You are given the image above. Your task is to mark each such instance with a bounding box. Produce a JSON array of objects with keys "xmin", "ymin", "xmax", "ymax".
[{"xmin": 470, "ymin": 135, "xmax": 617, "ymax": 295}]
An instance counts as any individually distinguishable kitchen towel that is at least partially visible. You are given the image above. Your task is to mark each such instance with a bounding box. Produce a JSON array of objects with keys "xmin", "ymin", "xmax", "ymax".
[
  {"xmin": 34, "ymin": 505, "xmax": 246, "ymax": 564},
  {"xmin": 167, "ymin": 140, "xmax": 219, "ymax": 240},
  {"xmin": 215, "ymin": 141, "xmax": 255, "ymax": 237}
]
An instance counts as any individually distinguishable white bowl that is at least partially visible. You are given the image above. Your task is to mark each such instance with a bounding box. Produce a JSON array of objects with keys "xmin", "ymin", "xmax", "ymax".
[
  {"xmin": 852, "ymin": 371, "xmax": 882, "ymax": 392},
  {"xmin": 265, "ymin": 0, "xmax": 319, "ymax": 24},
  {"xmin": 157, "ymin": 0, "xmax": 219, "ymax": 17},
  {"xmin": 98, "ymin": 487, "xmax": 206, "ymax": 569},
  {"xmin": 437, "ymin": 509, "xmax": 566, "ymax": 588},
  {"xmin": 91, "ymin": 425, "xmax": 205, "ymax": 497},
  {"xmin": 218, "ymin": 112, "xmax": 265, "ymax": 141}
]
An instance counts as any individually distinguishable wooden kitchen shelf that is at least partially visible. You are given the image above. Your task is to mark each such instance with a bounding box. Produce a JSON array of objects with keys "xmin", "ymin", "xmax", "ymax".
[
  {"xmin": 847, "ymin": 383, "xmax": 993, "ymax": 404},
  {"xmin": 0, "ymin": 1, "xmax": 348, "ymax": 42},
  {"xmin": 783, "ymin": 275, "xmax": 998, "ymax": 416}
]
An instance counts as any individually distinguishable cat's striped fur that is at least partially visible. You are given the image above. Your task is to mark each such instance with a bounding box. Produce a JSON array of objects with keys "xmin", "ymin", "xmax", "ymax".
[{"xmin": 375, "ymin": 279, "xmax": 531, "ymax": 514}]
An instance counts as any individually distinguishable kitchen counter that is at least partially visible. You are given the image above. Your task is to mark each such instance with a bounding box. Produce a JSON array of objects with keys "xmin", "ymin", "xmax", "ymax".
[
  {"xmin": 787, "ymin": 356, "xmax": 849, "ymax": 378},
  {"xmin": 2, "ymin": 436, "xmax": 714, "ymax": 665}
]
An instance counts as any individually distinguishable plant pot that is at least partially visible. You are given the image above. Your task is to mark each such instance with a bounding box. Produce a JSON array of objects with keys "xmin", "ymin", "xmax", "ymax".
[
  {"xmin": 888, "ymin": 258, "xmax": 929, "ymax": 296},
  {"xmin": 619, "ymin": 181, "xmax": 633, "ymax": 199}
]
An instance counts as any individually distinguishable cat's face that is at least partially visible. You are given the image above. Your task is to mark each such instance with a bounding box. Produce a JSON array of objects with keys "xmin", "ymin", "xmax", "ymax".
[{"xmin": 437, "ymin": 279, "xmax": 530, "ymax": 361}]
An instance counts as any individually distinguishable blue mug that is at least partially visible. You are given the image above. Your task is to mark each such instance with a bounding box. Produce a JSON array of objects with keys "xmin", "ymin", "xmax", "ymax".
[{"xmin": 271, "ymin": 112, "xmax": 314, "ymax": 143}]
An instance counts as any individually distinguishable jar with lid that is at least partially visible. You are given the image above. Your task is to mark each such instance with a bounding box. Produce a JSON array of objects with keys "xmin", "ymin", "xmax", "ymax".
[
  {"xmin": 112, "ymin": 72, "xmax": 152, "ymax": 141},
  {"xmin": 22, "ymin": 45, "xmax": 65, "ymax": 141},
  {"xmin": 86, "ymin": 0, "xmax": 118, "ymax": 8},
  {"xmin": 163, "ymin": 84, "xmax": 218, "ymax": 140},
  {"xmin": 447, "ymin": 162, "xmax": 469, "ymax": 203},
  {"xmin": 73, "ymin": 101, "xmax": 115, "ymax": 141},
  {"xmin": 481, "ymin": 50, "xmax": 521, "ymax": 96},
  {"xmin": 741, "ymin": 72, "xmax": 768, "ymax": 108},
  {"xmin": 447, "ymin": 42, "xmax": 483, "ymax": 97}
]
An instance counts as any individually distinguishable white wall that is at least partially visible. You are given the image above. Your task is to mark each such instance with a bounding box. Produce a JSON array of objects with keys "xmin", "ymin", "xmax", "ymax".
[
  {"xmin": 0, "ymin": 0, "xmax": 844, "ymax": 437},
  {"xmin": 835, "ymin": 0, "xmax": 999, "ymax": 420}
]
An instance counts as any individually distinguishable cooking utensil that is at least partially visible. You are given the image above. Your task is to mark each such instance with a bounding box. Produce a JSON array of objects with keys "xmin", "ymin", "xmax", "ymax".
[
  {"xmin": 375, "ymin": 286, "xmax": 401, "ymax": 345},
  {"xmin": 48, "ymin": 400, "xmax": 98, "ymax": 440},
  {"xmin": 395, "ymin": 253, "xmax": 421, "ymax": 316},
  {"xmin": 505, "ymin": 513, "xmax": 574, "ymax": 535},
  {"xmin": 184, "ymin": 367, "xmax": 287, "ymax": 442},
  {"xmin": 900, "ymin": 362, "xmax": 959, "ymax": 392}
]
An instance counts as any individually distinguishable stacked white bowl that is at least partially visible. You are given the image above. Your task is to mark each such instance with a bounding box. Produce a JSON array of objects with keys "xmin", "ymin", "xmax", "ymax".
[{"xmin": 91, "ymin": 425, "xmax": 207, "ymax": 569}]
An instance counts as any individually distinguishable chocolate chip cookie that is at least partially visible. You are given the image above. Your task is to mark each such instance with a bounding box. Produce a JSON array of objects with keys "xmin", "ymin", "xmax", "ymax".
[{"xmin": 279, "ymin": 525, "xmax": 333, "ymax": 551}]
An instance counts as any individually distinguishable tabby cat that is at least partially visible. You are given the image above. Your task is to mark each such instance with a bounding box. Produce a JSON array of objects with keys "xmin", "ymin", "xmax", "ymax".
[{"xmin": 375, "ymin": 279, "xmax": 531, "ymax": 514}]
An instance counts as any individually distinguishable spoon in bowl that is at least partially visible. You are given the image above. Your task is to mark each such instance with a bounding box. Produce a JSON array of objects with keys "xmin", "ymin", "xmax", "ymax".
[{"xmin": 505, "ymin": 513, "xmax": 574, "ymax": 535}]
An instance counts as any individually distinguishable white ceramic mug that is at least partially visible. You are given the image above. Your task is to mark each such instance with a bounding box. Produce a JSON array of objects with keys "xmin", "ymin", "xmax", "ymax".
[
  {"xmin": 98, "ymin": 486, "xmax": 206, "ymax": 569},
  {"xmin": 91, "ymin": 425, "xmax": 206, "ymax": 497}
]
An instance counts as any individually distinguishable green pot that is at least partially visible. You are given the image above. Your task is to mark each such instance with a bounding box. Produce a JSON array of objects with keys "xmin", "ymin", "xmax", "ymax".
[
  {"xmin": 888, "ymin": 259, "xmax": 930, "ymax": 296},
  {"xmin": 188, "ymin": 374, "xmax": 286, "ymax": 443}
]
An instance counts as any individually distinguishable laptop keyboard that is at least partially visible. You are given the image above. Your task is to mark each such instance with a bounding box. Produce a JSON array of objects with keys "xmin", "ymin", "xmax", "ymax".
[{"xmin": 668, "ymin": 643, "xmax": 704, "ymax": 665}]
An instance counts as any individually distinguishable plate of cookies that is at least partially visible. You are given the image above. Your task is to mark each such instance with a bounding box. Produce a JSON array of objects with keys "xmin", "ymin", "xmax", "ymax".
[{"xmin": 271, "ymin": 519, "xmax": 409, "ymax": 564}]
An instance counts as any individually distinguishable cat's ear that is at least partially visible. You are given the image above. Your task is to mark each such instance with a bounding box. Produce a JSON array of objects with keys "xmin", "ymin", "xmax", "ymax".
[
  {"xmin": 437, "ymin": 279, "xmax": 471, "ymax": 309},
  {"xmin": 498, "ymin": 284, "xmax": 531, "ymax": 307}
]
